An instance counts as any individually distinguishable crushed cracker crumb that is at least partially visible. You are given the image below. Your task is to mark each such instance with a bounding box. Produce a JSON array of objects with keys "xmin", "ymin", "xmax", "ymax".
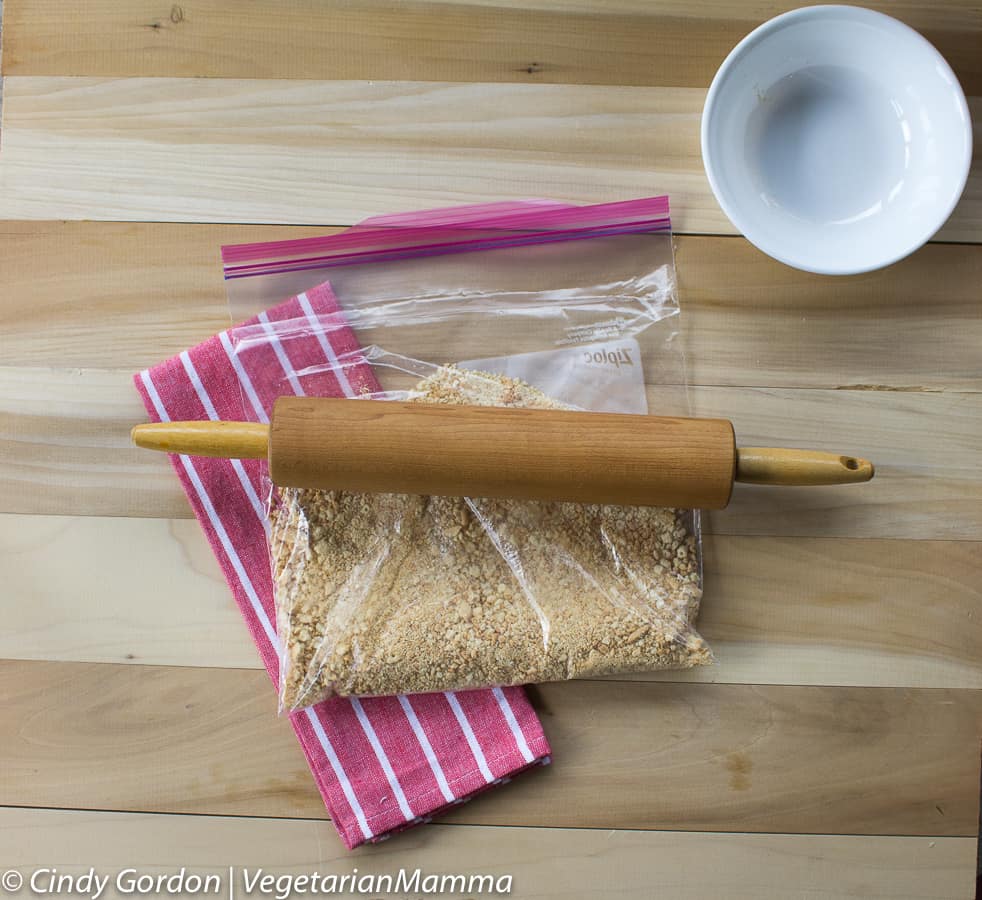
[{"xmin": 272, "ymin": 366, "xmax": 710, "ymax": 708}]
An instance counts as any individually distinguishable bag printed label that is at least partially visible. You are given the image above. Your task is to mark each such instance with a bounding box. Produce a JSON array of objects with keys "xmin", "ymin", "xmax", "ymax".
[
  {"xmin": 459, "ymin": 339, "xmax": 647, "ymax": 415},
  {"xmin": 581, "ymin": 344, "xmax": 637, "ymax": 370}
]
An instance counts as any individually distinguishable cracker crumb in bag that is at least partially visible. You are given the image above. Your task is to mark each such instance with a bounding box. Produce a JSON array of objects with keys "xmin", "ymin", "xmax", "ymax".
[{"xmin": 271, "ymin": 367, "xmax": 711, "ymax": 709}]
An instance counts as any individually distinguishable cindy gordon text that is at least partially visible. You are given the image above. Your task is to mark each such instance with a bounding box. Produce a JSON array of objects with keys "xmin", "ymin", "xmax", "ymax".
[{"xmin": 15, "ymin": 867, "xmax": 514, "ymax": 898}]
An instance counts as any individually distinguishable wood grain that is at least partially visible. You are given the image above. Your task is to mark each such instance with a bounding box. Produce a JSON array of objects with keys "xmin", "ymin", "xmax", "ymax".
[
  {"xmin": 0, "ymin": 514, "xmax": 248, "ymax": 668},
  {"xmin": 0, "ymin": 221, "xmax": 332, "ymax": 370},
  {"xmin": 0, "ymin": 77, "xmax": 716, "ymax": 231},
  {"xmin": 675, "ymin": 534, "xmax": 982, "ymax": 688},
  {"xmin": 699, "ymin": 386, "xmax": 982, "ymax": 540},
  {"xmin": 0, "ymin": 367, "xmax": 176, "ymax": 519},
  {"xmin": 3, "ymin": 0, "xmax": 980, "ymax": 94},
  {"xmin": 676, "ymin": 238, "xmax": 982, "ymax": 392},
  {"xmin": 270, "ymin": 399, "xmax": 737, "ymax": 509},
  {"xmin": 4, "ymin": 808, "xmax": 975, "ymax": 900},
  {"xmin": 3, "ymin": 367, "xmax": 979, "ymax": 539},
  {"xmin": 0, "ymin": 78, "xmax": 978, "ymax": 240},
  {"xmin": 4, "ymin": 221, "xmax": 982, "ymax": 392},
  {"xmin": 1, "ymin": 658, "xmax": 979, "ymax": 835},
  {"xmin": 4, "ymin": 513, "xmax": 981, "ymax": 690}
]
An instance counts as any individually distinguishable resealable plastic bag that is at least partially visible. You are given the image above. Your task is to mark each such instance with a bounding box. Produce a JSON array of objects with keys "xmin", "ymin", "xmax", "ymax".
[{"xmin": 223, "ymin": 197, "xmax": 711, "ymax": 710}]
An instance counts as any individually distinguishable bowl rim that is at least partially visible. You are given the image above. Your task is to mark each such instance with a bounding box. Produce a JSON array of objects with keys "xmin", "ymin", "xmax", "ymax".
[{"xmin": 700, "ymin": 4, "xmax": 973, "ymax": 275}]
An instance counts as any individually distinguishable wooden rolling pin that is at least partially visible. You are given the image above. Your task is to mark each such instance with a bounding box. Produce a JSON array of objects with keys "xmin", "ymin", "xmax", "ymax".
[{"xmin": 131, "ymin": 396, "xmax": 873, "ymax": 509}]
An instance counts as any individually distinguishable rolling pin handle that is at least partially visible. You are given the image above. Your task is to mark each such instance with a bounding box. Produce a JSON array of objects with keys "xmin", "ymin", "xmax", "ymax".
[
  {"xmin": 130, "ymin": 421, "xmax": 270, "ymax": 459},
  {"xmin": 735, "ymin": 447, "xmax": 875, "ymax": 486}
]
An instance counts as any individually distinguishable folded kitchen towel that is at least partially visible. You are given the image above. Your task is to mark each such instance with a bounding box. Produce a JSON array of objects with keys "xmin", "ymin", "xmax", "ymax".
[{"xmin": 134, "ymin": 281, "xmax": 551, "ymax": 848}]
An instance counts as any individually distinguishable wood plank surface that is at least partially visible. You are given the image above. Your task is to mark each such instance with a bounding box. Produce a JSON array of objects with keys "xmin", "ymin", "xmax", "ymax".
[
  {"xmin": 0, "ymin": 514, "xmax": 248, "ymax": 667},
  {"xmin": 4, "ymin": 513, "xmax": 981, "ymax": 690},
  {"xmin": 3, "ymin": 221, "xmax": 982, "ymax": 392},
  {"xmin": 0, "ymin": 221, "xmax": 330, "ymax": 371},
  {"xmin": 676, "ymin": 238, "xmax": 982, "ymax": 392},
  {"xmin": 3, "ymin": 366, "xmax": 978, "ymax": 539},
  {"xmin": 0, "ymin": 78, "xmax": 978, "ymax": 240},
  {"xmin": 2, "ymin": 2, "xmax": 981, "ymax": 889},
  {"xmin": 1, "ymin": 658, "xmax": 979, "ymax": 835},
  {"xmin": 699, "ymin": 387, "xmax": 982, "ymax": 540},
  {"xmin": 4, "ymin": 808, "xmax": 974, "ymax": 900},
  {"xmin": 3, "ymin": 0, "xmax": 980, "ymax": 95}
]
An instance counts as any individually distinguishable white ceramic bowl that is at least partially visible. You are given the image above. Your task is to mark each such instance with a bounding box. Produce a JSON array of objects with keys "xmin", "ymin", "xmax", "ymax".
[{"xmin": 701, "ymin": 5, "xmax": 972, "ymax": 274}]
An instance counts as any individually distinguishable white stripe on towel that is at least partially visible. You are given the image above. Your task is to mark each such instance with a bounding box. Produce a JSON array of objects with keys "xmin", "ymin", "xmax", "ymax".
[
  {"xmin": 305, "ymin": 707, "xmax": 374, "ymax": 841},
  {"xmin": 219, "ymin": 330, "xmax": 269, "ymax": 424},
  {"xmin": 350, "ymin": 697, "xmax": 414, "ymax": 820},
  {"xmin": 258, "ymin": 310, "xmax": 306, "ymax": 397},
  {"xmin": 492, "ymin": 687, "xmax": 535, "ymax": 764},
  {"xmin": 179, "ymin": 350, "xmax": 267, "ymax": 530},
  {"xmin": 297, "ymin": 291, "xmax": 356, "ymax": 398},
  {"xmin": 445, "ymin": 692, "xmax": 494, "ymax": 782},
  {"xmin": 398, "ymin": 696, "xmax": 455, "ymax": 803}
]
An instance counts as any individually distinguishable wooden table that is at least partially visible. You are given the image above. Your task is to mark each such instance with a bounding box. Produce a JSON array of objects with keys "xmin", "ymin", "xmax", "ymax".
[{"xmin": 1, "ymin": 2, "xmax": 980, "ymax": 897}]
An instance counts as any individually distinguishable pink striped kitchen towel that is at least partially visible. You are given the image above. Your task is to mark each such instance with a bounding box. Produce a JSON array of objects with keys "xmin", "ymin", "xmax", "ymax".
[{"xmin": 134, "ymin": 281, "xmax": 551, "ymax": 848}]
